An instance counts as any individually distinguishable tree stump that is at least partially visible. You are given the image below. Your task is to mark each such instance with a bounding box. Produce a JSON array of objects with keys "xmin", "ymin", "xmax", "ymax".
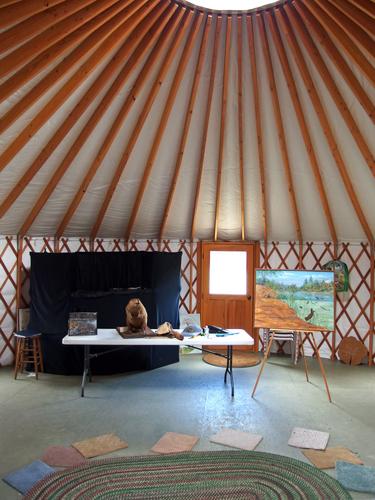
[{"xmin": 337, "ymin": 337, "xmax": 367, "ymax": 365}]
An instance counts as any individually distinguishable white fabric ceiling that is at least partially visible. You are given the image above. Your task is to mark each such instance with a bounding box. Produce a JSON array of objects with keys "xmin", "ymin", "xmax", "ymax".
[{"xmin": 0, "ymin": 0, "xmax": 374, "ymax": 242}]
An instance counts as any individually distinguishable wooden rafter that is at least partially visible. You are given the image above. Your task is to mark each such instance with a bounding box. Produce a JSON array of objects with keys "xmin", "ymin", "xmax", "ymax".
[
  {"xmin": 0, "ymin": 0, "xmax": 66, "ymax": 29},
  {"xmin": 266, "ymin": 11, "xmax": 337, "ymax": 243},
  {"xmin": 300, "ymin": 0, "xmax": 375, "ymax": 86},
  {"xmin": 0, "ymin": 0, "xmax": 138, "ymax": 128},
  {"xmin": 237, "ymin": 16, "xmax": 245, "ymax": 241},
  {"xmin": 0, "ymin": 0, "xmax": 150, "ymax": 177},
  {"xmin": 0, "ymin": 0, "xmax": 109, "ymax": 54},
  {"xmin": 246, "ymin": 15, "xmax": 268, "ymax": 248},
  {"xmin": 314, "ymin": 0, "xmax": 375, "ymax": 57},
  {"xmin": 58, "ymin": 8, "xmax": 191, "ymax": 239},
  {"xmin": 280, "ymin": 5, "xmax": 374, "ymax": 244},
  {"xmin": 18, "ymin": 1, "xmax": 172, "ymax": 236},
  {"xmin": 213, "ymin": 16, "xmax": 232, "ymax": 241},
  {"xmin": 191, "ymin": 15, "xmax": 222, "ymax": 240},
  {"xmin": 88, "ymin": 7, "xmax": 187, "ymax": 240},
  {"xmin": 158, "ymin": 14, "xmax": 211, "ymax": 240},
  {"xmin": 294, "ymin": 1, "xmax": 374, "ymax": 124},
  {"xmin": 0, "ymin": 0, "xmax": 118, "ymax": 78},
  {"xmin": 328, "ymin": 0, "xmax": 374, "ymax": 34},
  {"xmin": 257, "ymin": 13, "xmax": 303, "ymax": 244},
  {"xmin": 346, "ymin": 0, "xmax": 375, "ymax": 18},
  {"xmin": 125, "ymin": 12, "xmax": 203, "ymax": 240},
  {"xmin": 290, "ymin": 3, "xmax": 375, "ymax": 177}
]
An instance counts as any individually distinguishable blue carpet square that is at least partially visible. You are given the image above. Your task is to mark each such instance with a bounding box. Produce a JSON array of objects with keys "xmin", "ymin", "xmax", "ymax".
[
  {"xmin": 336, "ymin": 461, "xmax": 375, "ymax": 494},
  {"xmin": 3, "ymin": 460, "xmax": 55, "ymax": 494}
]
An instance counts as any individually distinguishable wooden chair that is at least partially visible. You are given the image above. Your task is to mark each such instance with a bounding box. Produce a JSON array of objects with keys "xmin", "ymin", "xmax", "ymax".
[{"xmin": 14, "ymin": 330, "xmax": 44, "ymax": 380}]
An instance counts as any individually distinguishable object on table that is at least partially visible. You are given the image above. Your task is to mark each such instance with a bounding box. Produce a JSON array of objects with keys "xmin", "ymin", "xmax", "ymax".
[
  {"xmin": 68, "ymin": 312, "xmax": 97, "ymax": 336},
  {"xmin": 156, "ymin": 322, "xmax": 184, "ymax": 340}
]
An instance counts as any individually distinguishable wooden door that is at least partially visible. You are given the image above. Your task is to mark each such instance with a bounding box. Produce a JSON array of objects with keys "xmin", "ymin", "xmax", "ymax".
[{"xmin": 200, "ymin": 242, "xmax": 259, "ymax": 350}]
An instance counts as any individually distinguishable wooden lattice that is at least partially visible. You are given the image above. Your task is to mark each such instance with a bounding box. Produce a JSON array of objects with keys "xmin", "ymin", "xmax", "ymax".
[
  {"xmin": 259, "ymin": 242, "xmax": 374, "ymax": 363},
  {"xmin": 0, "ymin": 238, "xmax": 372, "ymax": 366}
]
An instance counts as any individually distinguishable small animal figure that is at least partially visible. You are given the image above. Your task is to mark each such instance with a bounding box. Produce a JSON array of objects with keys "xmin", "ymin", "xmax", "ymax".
[
  {"xmin": 126, "ymin": 298, "xmax": 148, "ymax": 333},
  {"xmin": 304, "ymin": 308, "xmax": 315, "ymax": 322}
]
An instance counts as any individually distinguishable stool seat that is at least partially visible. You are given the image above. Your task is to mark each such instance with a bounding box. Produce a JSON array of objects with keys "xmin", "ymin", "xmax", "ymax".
[{"xmin": 14, "ymin": 329, "xmax": 43, "ymax": 380}]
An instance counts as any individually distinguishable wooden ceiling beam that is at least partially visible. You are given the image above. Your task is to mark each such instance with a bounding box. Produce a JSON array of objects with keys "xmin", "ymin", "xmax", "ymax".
[
  {"xmin": 294, "ymin": 1, "xmax": 374, "ymax": 124},
  {"xmin": 0, "ymin": 0, "xmax": 140, "ymax": 128},
  {"xmin": 300, "ymin": 0, "xmax": 375, "ymax": 86},
  {"xmin": 125, "ymin": 12, "xmax": 203, "ymax": 240},
  {"xmin": 346, "ymin": 0, "xmax": 375, "ymax": 18},
  {"xmin": 257, "ymin": 13, "xmax": 303, "ymax": 244},
  {"xmin": 280, "ymin": 5, "xmax": 374, "ymax": 244},
  {"xmin": 0, "ymin": 0, "xmax": 111, "ymax": 54},
  {"xmin": 191, "ymin": 16, "xmax": 222, "ymax": 241},
  {"xmin": 0, "ymin": 0, "xmax": 150, "ymax": 176},
  {"xmin": 327, "ymin": 0, "xmax": 374, "ymax": 34},
  {"xmin": 246, "ymin": 15, "xmax": 268, "ymax": 247},
  {"xmin": 17, "ymin": 1, "xmax": 171, "ymax": 236},
  {"xmin": 287, "ymin": 4, "xmax": 374, "ymax": 177},
  {"xmin": 0, "ymin": 0, "xmax": 126, "ymax": 78},
  {"xmin": 0, "ymin": 0, "xmax": 66, "ymax": 29},
  {"xmin": 266, "ymin": 11, "xmax": 337, "ymax": 243},
  {"xmin": 158, "ymin": 15, "xmax": 211, "ymax": 240},
  {"xmin": 59, "ymin": 8, "xmax": 189, "ymax": 239},
  {"xmin": 237, "ymin": 16, "xmax": 245, "ymax": 241},
  {"xmin": 314, "ymin": 0, "xmax": 375, "ymax": 57},
  {"xmin": 213, "ymin": 16, "xmax": 232, "ymax": 241}
]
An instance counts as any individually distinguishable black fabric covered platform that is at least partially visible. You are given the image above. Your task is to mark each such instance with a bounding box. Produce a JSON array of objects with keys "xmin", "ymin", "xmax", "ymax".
[{"xmin": 28, "ymin": 251, "xmax": 181, "ymax": 375}]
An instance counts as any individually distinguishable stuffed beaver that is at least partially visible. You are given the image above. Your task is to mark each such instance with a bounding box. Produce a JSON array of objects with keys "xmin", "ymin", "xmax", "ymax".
[{"xmin": 125, "ymin": 298, "xmax": 148, "ymax": 333}]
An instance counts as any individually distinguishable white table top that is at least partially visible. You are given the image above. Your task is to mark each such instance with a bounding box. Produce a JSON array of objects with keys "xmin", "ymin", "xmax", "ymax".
[{"xmin": 62, "ymin": 329, "xmax": 253, "ymax": 347}]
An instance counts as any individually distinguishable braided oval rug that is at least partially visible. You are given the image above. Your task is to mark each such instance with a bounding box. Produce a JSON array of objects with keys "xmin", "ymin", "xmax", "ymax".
[{"xmin": 24, "ymin": 450, "xmax": 352, "ymax": 499}]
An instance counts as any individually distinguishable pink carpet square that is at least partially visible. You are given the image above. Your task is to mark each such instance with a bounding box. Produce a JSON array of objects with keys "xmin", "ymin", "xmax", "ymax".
[
  {"xmin": 151, "ymin": 432, "xmax": 199, "ymax": 454},
  {"xmin": 41, "ymin": 446, "xmax": 87, "ymax": 467}
]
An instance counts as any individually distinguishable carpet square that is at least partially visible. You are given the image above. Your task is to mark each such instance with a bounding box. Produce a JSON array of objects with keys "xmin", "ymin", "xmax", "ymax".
[
  {"xmin": 336, "ymin": 461, "xmax": 375, "ymax": 494},
  {"xmin": 3, "ymin": 460, "xmax": 55, "ymax": 494},
  {"xmin": 72, "ymin": 433, "xmax": 128, "ymax": 458},
  {"xmin": 151, "ymin": 432, "xmax": 199, "ymax": 454},
  {"xmin": 288, "ymin": 427, "xmax": 329, "ymax": 450},
  {"xmin": 41, "ymin": 446, "xmax": 88, "ymax": 467},
  {"xmin": 210, "ymin": 428, "xmax": 262, "ymax": 451},
  {"xmin": 303, "ymin": 447, "xmax": 363, "ymax": 469}
]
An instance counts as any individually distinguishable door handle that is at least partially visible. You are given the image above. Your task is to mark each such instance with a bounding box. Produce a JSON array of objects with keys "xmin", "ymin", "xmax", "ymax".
[{"xmin": 247, "ymin": 295, "xmax": 252, "ymax": 300}]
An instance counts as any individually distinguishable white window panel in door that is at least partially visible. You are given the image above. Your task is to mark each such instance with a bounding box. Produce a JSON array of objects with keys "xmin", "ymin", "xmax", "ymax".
[{"xmin": 209, "ymin": 251, "xmax": 247, "ymax": 295}]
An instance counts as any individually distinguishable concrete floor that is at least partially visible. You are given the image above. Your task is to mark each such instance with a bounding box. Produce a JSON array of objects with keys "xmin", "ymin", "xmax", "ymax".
[{"xmin": 0, "ymin": 352, "xmax": 374, "ymax": 499}]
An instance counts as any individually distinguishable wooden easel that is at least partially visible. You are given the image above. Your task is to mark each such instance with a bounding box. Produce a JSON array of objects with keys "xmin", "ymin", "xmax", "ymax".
[{"xmin": 251, "ymin": 329, "xmax": 332, "ymax": 403}]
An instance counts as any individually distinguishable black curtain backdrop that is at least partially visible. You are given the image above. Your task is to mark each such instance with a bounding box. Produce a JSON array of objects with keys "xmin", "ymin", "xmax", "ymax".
[{"xmin": 29, "ymin": 252, "xmax": 181, "ymax": 375}]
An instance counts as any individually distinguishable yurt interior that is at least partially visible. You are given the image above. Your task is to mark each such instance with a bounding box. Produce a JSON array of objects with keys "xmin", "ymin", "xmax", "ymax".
[{"xmin": 0, "ymin": 0, "xmax": 374, "ymax": 498}]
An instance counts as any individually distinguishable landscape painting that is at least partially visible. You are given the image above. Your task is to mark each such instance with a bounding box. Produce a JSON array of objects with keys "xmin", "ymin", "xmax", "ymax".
[{"xmin": 255, "ymin": 269, "xmax": 335, "ymax": 331}]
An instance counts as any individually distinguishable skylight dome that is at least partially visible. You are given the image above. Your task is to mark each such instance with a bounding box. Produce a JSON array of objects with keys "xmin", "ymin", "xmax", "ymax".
[{"xmin": 186, "ymin": 0, "xmax": 279, "ymax": 11}]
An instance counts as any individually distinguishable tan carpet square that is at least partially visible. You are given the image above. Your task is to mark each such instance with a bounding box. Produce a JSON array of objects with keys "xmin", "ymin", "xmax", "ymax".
[
  {"xmin": 151, "ymin": 432, "xmax": 199, "ymax": 454},
  {"xmin": 303, "ymin": 447, "xmax": 363, "ymax": 469},
  {"xmin": 72, "ymin": 433, "xmax": 128, "ymax": 458}
]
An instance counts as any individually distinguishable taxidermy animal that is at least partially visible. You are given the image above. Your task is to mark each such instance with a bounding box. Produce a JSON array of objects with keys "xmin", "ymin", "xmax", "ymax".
[
  {"xmin": 126, "ymin": 298, "xmax": 148, "ymax": 333},
  {"xmin": 304, "ymin": 308, "xmax": 315, "ymax": 322}
]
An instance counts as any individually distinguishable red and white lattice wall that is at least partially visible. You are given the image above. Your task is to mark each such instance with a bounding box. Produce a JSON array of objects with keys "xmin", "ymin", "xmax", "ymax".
[{"xmin": 0, "ymin": 237, "xmax": 373, "ymax": 367}]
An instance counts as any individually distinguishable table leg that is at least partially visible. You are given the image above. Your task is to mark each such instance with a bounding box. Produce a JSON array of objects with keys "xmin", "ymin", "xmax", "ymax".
[
  {"xmin": 224, "ymin": 346, "xmax": 234, "ymax": 397},
  {"xmin": 299, "ymin": 332, "xmax": 309, "ymax": 382},
  {"xmin": 81, "ymin": 345, "xmax": 90, "ymax": 398},
  {"xmin": 311, "ymin": 334, "xmax": 332, "ymax": 403},
  {"xmin": 252, "ymin": 332, "xmax": 275, "ymax": 398}
]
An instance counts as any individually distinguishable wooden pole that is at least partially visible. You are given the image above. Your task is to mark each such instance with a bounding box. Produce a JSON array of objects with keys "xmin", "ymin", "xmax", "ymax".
[
  {"xmin": 257, "ymin": 13, "xmax": 303, "ymax": 245},
  {"xmin": 266, "ymin": 11, "xmax": 338, "ymax": 243},
  {"xmin": 158, "ymin": 14, "xmax": 211, "ymax": 240},
  {"xmin": 246, "ymin": 16, "xmax": 268, "ymax": 255},
  {"xmin": 369, "ymin": 242, "xmax": 374, "ymax": 366},
  {"xmin": 279, "ymin": 5, "xmax": 374, "ymax": 245},
  {"xmin": 125, "ymin": 12, "xmax": 203, "ymax": 240},
  {"xmin": 191, "ymin": 16, "xmax": 222, "ymax": 240},
  {"xmin": 293, "ymin": 1, "xmax": 374, "ymax": 124},
  {"xmin": 327, "ymin": 0, "xmax": 374, "ymax": 34},
  {"xmin": 214, "ymin": 16, "xmax": 232, "ymax": 241},
  {"xmin": 237, "ymin": 16, "xmax": 246, "ymax": 241},
  {"xmin": 0, "ymin": 0, "xmax": 65, "ymax": 29}
]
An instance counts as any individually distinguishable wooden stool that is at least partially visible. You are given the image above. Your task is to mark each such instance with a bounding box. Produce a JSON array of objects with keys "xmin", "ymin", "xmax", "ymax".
[{"xmin": 14, "ymin": 330, "xmax": 44, "ymax": 380}]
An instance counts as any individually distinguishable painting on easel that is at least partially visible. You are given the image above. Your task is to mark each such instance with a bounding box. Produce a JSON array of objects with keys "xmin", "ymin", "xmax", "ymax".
[{"xmin": 255, "ymin": 270, "xmax": 335, "ymax": 331}]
